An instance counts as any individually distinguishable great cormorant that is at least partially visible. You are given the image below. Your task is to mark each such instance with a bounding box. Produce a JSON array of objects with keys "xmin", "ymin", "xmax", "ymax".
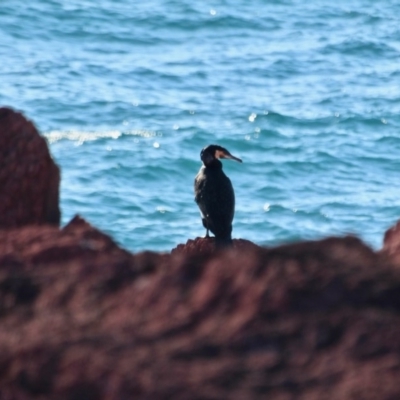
[{"xmin": 194, "ymin": 144, "xmax": 242, "ymax": 247}]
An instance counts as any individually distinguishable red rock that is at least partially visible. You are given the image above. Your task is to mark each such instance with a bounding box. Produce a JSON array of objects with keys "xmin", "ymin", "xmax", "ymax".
[
  {"xmin": 382, "ymin": 220, "xmax": 400, "ymax": 260},
  {"xmin": 0, "ymin": 107, "xmax": 60, "ymax": 228},
  {"xmin": 2, "ymin": 108, "xmax": 400, "ymax": 398},
  {"xmin": 0, "ymin": 224, "xmax": 400, "ymax": 399},
  {"xmin": 171, "ymin": 236, "xmax": 262, "ymax": 256}
]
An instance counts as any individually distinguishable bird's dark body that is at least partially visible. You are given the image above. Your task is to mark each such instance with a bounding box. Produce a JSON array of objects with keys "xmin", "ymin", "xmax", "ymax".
[{"xmin": 194, "ymin": 154, "xmax": 236, "ymax": 247}]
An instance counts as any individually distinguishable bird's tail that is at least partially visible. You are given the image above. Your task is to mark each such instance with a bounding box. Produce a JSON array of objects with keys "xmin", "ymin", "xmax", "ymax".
[{"xmin": 215, "ymin": 235, "xmax": 233, "ymax": 248}]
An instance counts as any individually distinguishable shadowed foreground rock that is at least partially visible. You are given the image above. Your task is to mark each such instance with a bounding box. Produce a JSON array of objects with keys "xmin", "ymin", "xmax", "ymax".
[
  {"xmin": 1, "ymin": 219, "xmax": 400, "ymax": 399},
  {"xmin": 0, "ymin": 107, "xmax": 60, "ymax": 228}
]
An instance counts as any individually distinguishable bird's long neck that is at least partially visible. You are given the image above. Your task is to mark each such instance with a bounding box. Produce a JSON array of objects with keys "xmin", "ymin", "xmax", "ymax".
[{"xmin": 204, "ymin": 159, "xmax": 222, "ymax": 169}]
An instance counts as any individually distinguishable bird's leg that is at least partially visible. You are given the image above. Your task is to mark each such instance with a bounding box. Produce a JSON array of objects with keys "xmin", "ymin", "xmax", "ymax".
[{"xmin": 201, "ymin": 218, "xmax": 210, "ymax": 238}]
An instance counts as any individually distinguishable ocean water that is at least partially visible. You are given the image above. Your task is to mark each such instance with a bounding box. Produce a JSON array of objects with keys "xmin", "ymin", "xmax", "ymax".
[{"xmin": 1, "ymin": 1, "xmax": 400, "ymax": 252}]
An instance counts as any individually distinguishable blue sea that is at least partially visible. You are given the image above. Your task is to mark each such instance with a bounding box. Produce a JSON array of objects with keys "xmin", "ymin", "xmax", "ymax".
[{"xmin": 1, "ymin": 1, "xmax": 400, "ymax": 252}]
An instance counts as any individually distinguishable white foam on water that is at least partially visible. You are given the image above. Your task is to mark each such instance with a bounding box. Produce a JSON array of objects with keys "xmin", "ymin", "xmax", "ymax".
[{"xmin": 45, "ymin": 129, "xmax": 157, "ymax": 144}]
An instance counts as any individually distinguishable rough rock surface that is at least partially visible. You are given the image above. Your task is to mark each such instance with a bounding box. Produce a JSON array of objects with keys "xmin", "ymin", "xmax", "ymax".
[
  {"xmin": 2, "ymin": 106, "xmax": 400, "ymax": 399},
  {"xmin": 0, "ymin": 107, "xmax": 60, "ymax": 228},
  {"xmin": 382, "ymin": 220, "xmax": 400, "ymax": 261},
  {"xmin": 171, "ymin": 236, "xmax": 262, "ymax": 255},
  {"xmin": 1, "ymin": 218, "xmax": 400, "ymax": 399}
]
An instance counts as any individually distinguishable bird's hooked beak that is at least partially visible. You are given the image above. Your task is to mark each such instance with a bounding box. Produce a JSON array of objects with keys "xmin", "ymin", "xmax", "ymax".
[{"xmin": 215, "ymin": 149, "xmax": 242, "ymax": 163}]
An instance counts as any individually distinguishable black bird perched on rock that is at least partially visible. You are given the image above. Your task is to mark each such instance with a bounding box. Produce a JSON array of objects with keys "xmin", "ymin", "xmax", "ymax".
[{"xmin": 194, "ymin": 144, "xmax": 242, "ymax": 247}]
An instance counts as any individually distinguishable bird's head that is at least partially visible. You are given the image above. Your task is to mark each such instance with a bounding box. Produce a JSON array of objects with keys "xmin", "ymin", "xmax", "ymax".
[{"xmin": 200, "ymin": 144, "xmax": 242, "ymax": 166}]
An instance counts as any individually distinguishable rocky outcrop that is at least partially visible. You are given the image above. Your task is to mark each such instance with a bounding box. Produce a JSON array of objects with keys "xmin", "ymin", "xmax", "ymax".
[
  {"xmin": 171, "ymin": 236, "xmax": 262, "ymax": 255},
  {"xmin": 2, "ymin": 107, "xmax": 400, "ymax": 399},
  {"xmin": 0, "ymin": 107, "xmax": 60, "ymax": 228},
  {"xmin": 1, "ymin": 220, "xmax": 400, "ymax": 399},
  {"xmin": 382, "ymin": 220, "xmax": 400, "ymax": 262}
]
